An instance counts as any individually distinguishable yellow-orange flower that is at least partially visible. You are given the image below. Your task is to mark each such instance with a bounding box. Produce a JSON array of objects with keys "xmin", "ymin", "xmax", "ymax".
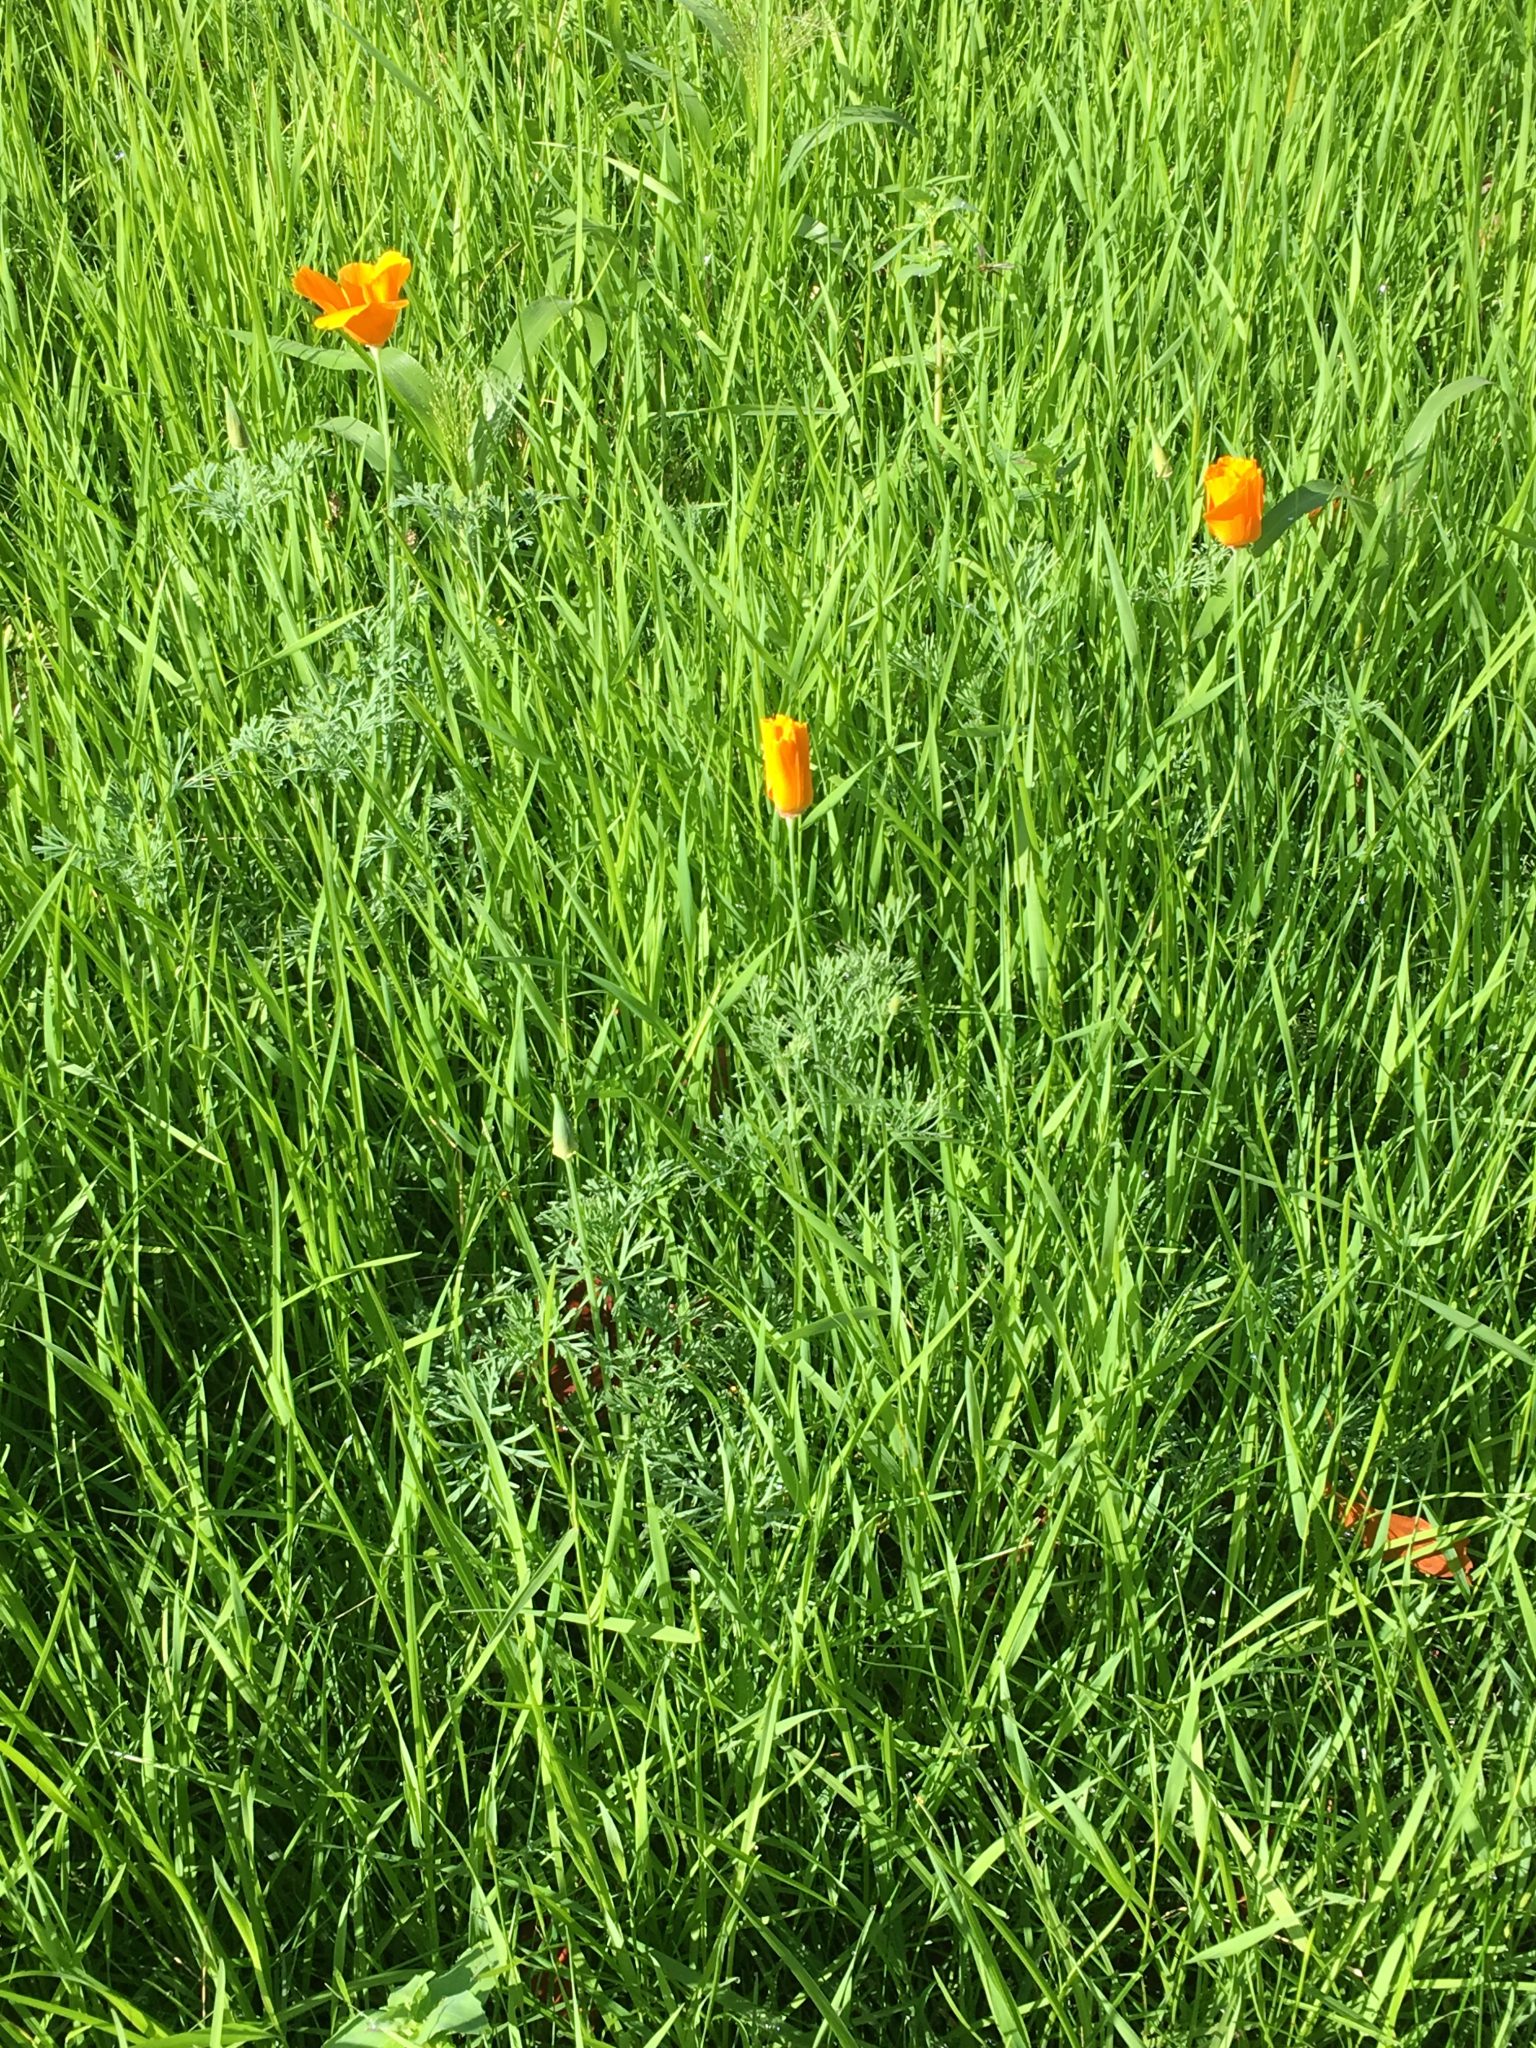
[
  {"xmin": 1203, "ymin": 455, "xmax": 1265, "ymax": 547},
  {"xmin": 292, "ymin": 251, "xmax": 411, "ymax": 349},
  {"xmin": 759, "ymin": 715, "xmax": 812, "ymax": 819}
]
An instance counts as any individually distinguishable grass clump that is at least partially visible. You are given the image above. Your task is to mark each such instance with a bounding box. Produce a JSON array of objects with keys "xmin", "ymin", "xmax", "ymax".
[{"xmin": 3, "ymin": 0, "xmax": 1536, "ymax": 2043}]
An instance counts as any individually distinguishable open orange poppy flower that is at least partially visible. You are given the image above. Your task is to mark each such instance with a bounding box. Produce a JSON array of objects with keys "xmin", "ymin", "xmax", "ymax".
[{"xmin": 292, "ymin": 250, "xmax": 411, "ymax": 349}]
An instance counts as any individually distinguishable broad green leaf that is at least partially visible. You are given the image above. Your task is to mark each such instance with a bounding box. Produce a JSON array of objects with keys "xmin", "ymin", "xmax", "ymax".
[
  {"xmin": 378, "ymin": 348, "xmax": 440, "ymax": 428},
  {"xmin": 417, "ymin": 1992, "xmax": 488, "ymax": 2042},
  {"xmin": 673, "ymin": 0, "xmax": 738, "ymax": 51},
  {"xmin": 678, "ymin": 81, "xmax": 712, "ymax": 147},
  {"xmin": 328, "ymin": 2021, "xmax": 406, "ymax": 2048},
  {"xmin": 318, "ymin": 415, "xmax": 388, "ymax": 471},
  {"xmin": 467, "ymin": 413, "xmax": 495, "ymax": 489},
  {"xmin": 1391, "ymin": 375, "xmax": 1490, "ymax": 475},
  {"xmin": 230, "ymin": 330, "xmax": 363, "ymax": 370},
  {"xmin": 891, "ymin": 256, "xmax": 946, "ymax": 283},
  {"xmin": 1251, "ymin": 479, "xmax": 1336, "ymax": 555},
  {"xmin": 422, "ymin": 1950, "xmax": 500, "ymax": 2004},
  {"xmin": 490, "ymin": 297, "xmax": 575, "ymax": 388},
  {"xmin": 781, "ymin": 105, "xmax": 904, "ymax": 186},
  {"xmin": 325, "ymin": 1958, "xmax": 495, "ymax": 2048},
  {"xmin": 579, "ymin": 302, "xmax": 608, "ymax": 368},
  {"xmin": 1189, "ymin": 583, "xmax": 1233, "ymax": 642}
]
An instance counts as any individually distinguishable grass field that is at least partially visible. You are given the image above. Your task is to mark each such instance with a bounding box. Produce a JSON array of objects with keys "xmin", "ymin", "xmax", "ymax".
[{"xmin": 4, "ymin": 0, "xmax": 1536, "ymax": 2040}]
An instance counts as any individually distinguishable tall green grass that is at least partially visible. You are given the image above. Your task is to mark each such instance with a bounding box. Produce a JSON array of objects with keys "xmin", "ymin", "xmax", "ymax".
[{"xmin": 3, "ymin": 0, "xmax": 1536, "ymax": 2040}]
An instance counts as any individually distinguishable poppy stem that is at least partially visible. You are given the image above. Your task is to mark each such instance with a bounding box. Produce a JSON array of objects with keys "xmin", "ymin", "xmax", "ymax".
[
  {"xmin": 372, "ymin": 345, "xmax": 397, "ymax": 629},
  {"xmin": 1236, "ymin": 548, "xmax": 1253, "ymax": 708},
  {"xmin": 563, "ymin": 1156, "xmax": 597, "ymax": 1318},
  {"xmin": 786, "ymin": 814, "xmax": 810, "ymax": 994},
  {"xmin": 786, "ymin": 818, "xmax": 824, "ymax": 1129}
]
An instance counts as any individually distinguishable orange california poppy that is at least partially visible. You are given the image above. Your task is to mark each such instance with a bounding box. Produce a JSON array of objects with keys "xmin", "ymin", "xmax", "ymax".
[
  {"xmin": 1336, "ymin": 1492, "xmax": 1473, "ymax": 1580},
  {"xmin": 759, "ymin": 715, "xmax": 812, "ymax": 819},
  {"xmin": 292, "ymin": 250, "xmax": 411, "ymax": 349},
  {"xmin": 1203, "ymin": 455, "xmax": 1265, "ymax": 548}
]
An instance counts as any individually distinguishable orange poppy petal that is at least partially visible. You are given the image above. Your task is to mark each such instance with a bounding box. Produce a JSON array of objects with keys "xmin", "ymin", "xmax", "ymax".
[
  {"xmin": 1382, "ymin": 1512, "xmax": 1472, "ymax": 1577},
  {"xmin": 1204, "ymin": 457, "xmax": 1264, "ymax": 547},
  {"xmin": 335, "ymin": 298, "xmax": 406, "ymax": 348},
  {"xmin": 336, "ymin": 262, "xmax": 373, "ymax": 302},
  {"xmin": 1208, "ymin": 482, "xmax": 1257, "ymax": 519},
  {"xmin": 1206, "ymin": 466, "xmax": 1258, "ymax": 513},
  {"xmin": 759, "ymin": 715, "xmax": 812, "ymax": 817},
  {"xmin": 364, "ymin": 250, "xmax": 412, "ymax": 301},
  {"xmin": 293, "ymin": 266, "xmax": 348, "ymax": 312},
  {"xmin": 1208, "ymin": 511, "xmax": 1262, "ymax": 548},
  {"xmin": 1337, "ymin": 1490, "xmax": 1474, "ymax": 1581}
]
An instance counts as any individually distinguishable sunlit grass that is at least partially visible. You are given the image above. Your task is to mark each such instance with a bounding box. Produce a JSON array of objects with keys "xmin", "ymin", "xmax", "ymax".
[{"xmin": 3, "ymin": 0, "xmax": 1535, "ymax": 2042}]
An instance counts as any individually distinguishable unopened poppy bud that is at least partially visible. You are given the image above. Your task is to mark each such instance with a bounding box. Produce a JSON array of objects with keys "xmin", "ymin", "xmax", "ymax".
[
  {"xmin": 759, "ymin": 715, "xmax": 813, "ymax": 820},
  {"xmin": 551, "ymin": 1101, "xmax": 577, "ymax": 1161}
]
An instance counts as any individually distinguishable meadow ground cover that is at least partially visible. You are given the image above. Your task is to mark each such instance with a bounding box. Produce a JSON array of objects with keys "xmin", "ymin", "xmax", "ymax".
[{"xmin": 2, "ymin": 0, "xmax": 1536, "ymax": 2039}]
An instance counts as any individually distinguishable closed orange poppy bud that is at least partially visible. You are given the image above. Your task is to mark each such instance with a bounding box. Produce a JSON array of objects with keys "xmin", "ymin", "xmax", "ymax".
[
  {"xmin": 1375, "ymin": 1511, "xmax": 1473, "ymax": 1580},
  {"xmin": 759, "ymin": 715, "xmax": 812, "ymax": 819},
  {"xmin": 1335, "ymin": 1491, "xmax": 1473, "ymax": 1580},
  {"xmin": 292, "ymin": 250, "xmax": 411, "ymax": 349},
  {"xmin": 1203, "ymin": 455, "xmax": 1265, "ymax": 548}
]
